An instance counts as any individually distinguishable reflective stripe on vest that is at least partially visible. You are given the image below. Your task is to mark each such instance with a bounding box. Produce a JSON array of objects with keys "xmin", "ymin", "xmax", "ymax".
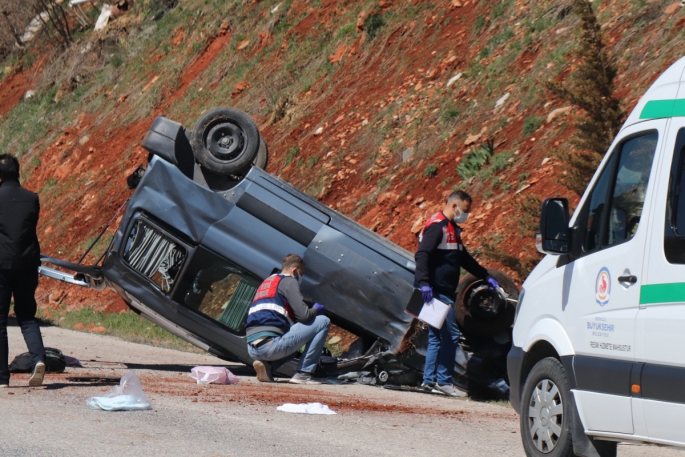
[
  {"xmin": 419, "ymin": 212, "xmax": 463, "ymax": 251},
  {"xmin": 248, "ymin": 303, "xmax": 294, "ymax": 325}
]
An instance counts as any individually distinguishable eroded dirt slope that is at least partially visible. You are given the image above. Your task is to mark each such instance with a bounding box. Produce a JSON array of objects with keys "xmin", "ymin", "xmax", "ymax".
[{"xmin": 1, "ymin": 0, "xmax": 683, "ymax": 313}]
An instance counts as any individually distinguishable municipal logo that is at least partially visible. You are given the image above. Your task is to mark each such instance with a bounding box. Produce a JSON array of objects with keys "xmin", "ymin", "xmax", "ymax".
[{"xmin": 595, "ymin": 267, "xmax": 611, "ymax": 306}]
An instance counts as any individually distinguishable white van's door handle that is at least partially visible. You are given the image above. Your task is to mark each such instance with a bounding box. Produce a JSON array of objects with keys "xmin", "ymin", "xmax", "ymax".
[{"xmin": 618, "ymin": 275, "xmax": 638, "ymax": 286}]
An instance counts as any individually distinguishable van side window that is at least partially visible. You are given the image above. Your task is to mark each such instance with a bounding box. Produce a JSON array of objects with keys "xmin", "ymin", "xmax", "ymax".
[
  {"xmin": 664, "ymin": 129, "xmax": 685, "ymax": 263},
  {"xmin": 172, "ymin": 248, "xmax": 261, "ymax": 334},
  {"xmin": 581, "ymin": 132, "xmax": 658, "ymax": 254}
]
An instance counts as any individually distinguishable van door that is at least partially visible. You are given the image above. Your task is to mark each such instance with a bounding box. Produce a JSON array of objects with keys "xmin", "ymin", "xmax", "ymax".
[
  {"xmin": 636, "ymin": 119, "xmax": 685, "ymax": 445},
  {"xmin": 562, "ymin": 121, "xmax": 665, "ymax": 435}
]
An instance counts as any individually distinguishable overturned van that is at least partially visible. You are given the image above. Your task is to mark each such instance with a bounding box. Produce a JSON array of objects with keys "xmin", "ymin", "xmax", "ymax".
[{"xmin": 40, "ymin": 108, "xmax": 518, "ymax": 398}]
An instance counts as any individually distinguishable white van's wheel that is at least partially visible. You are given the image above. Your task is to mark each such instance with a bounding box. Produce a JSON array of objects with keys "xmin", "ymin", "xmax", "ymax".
[{"xmin": 521, "ymin": 358, "xmax": 573, "ymax": 457}]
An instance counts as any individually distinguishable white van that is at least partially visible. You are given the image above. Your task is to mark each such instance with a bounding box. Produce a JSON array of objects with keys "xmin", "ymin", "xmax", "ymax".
[{"xmin": 509, "ymin": 57, "xmax": 685, "ymax": 457}]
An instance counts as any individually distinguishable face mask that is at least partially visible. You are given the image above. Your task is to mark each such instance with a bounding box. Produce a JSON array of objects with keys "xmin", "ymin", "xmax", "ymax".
[
  {"xmin": 293, "ymin": 270, "xmax": 303, "ymax": 285},
  {"xmin": 453, "ymin": 205, "xmax": 469, "ymax": 224}
]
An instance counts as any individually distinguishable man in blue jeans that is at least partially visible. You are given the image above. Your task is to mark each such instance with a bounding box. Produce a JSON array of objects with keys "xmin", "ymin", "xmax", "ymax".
[
  {"xmin": 246, "ymin": 254, "xmax": 330, "ymax": 384},
  {"xmin": 414, "ymin": 191, "xmax": 498, "ymax": 396}
]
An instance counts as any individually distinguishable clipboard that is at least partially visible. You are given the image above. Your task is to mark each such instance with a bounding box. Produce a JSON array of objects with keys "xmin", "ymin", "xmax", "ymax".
[{"xmin": 405, "ymin": 289, "xmax": 451, "ymax": 329}]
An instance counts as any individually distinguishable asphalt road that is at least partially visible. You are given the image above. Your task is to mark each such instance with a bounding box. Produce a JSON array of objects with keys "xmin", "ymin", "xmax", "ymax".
[{"xmin": 1, "ymin": 325, "xmax": 681, "ymax": 457}]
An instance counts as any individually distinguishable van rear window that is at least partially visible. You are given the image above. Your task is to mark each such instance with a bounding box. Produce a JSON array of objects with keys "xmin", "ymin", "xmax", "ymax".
[{"xmin": 123, "ymin": 220, "xmax": 187, "ymax": 293}]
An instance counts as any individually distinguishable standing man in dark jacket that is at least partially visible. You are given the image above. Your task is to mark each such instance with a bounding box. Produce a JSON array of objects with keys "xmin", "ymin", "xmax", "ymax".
[
  {"xmin": 414, "ymin": 190, "xmax": 498, "ymax": 396},
  {"xmin": 246, "ymin": 254, "xmax": 330, "ymax": 385},
  {"xmin": 0, "ymin": 154, "xmax": 46, "ymax": 387}
]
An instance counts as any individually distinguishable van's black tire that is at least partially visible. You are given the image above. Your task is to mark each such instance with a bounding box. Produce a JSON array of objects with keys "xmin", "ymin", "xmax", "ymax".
[
  {"xmin": 520, "ymin": 358, "xmax": 573, "ymax": 457},
  {"xmin": 253, "ymin": 133, "xmax": 268, "ymax": 170},
  {"xmin": 455, "ymin": 269, "xmax": 518, "ymax": 338},
  {"xmin": 190, "ymin": 107, "xmax": 260, "ymax": 175}
]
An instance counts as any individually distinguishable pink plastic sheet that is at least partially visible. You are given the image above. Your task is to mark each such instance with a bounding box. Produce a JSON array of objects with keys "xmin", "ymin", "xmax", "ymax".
[{"xmin": 189, "ymin": 366, "xmax": 240, "ymax": 385}]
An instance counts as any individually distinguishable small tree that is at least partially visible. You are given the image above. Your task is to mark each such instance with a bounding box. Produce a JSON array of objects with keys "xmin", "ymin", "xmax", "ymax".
[
  {"xmin": 33, "ymin": 0, "xmax": 72, "ymax": 47},
  {"xmin": 546, "ymin": 0, "xmax": 624, "ymax": 195}
]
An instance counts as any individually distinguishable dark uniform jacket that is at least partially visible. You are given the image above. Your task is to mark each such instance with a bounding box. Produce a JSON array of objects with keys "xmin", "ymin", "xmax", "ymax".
[
  {"xmin": 414, "ymin": 212, "xmax": 488, "ymax": 300},
  {"xmin": 0, "ymin": 179, "xmax": 40, "ymax": 270}
]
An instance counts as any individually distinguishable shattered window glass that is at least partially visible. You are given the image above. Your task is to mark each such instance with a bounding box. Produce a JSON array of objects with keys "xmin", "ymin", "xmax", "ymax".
[
  {"xmin": 173, "ymin": 248, "xmax": 261, "ymax": 334},
  {"xmin": 123, "ymin": 220, "xmax": 187, "ymax": 293}
]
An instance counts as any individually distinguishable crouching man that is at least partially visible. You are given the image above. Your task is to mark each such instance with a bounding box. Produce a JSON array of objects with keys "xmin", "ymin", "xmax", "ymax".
[{"xmin": 246, "ymin": 254, "xmax": 330, "ymax": 385}]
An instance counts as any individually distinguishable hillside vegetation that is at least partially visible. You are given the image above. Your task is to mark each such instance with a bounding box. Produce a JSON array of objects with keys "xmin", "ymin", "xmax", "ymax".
[{"xmin": 1, "ymin": 0, "xmax": 684, "ymax": 313}]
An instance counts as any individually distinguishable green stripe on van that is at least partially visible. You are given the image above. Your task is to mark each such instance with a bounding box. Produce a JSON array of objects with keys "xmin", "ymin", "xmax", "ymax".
[
  {"xmin": 640, "ymin": 283, "xmax": 685, "ymax": 305},
  {"xmin": 640, "ymin": 99, "xmax": 685, "ymax": 119}
]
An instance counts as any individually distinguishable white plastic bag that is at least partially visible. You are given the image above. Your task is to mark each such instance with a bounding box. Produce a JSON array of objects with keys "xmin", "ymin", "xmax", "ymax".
[
  {"xmin": 86, "ymin": 371, "xmax": 152, "ymax": 411},
  {"xmin": 189, "ymin": 366, "xmax": 240, "ymax": 385},
  {"xmin": 277, "ymin": 403, "xmax": 336, "ymax": 415}
]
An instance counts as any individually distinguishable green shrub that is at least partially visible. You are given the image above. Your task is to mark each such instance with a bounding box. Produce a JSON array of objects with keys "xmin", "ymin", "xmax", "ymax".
[
  {"xmin": 457, "ymin": 145, "xmax": 491, "ymax": 180},
  {"xmin": 366, "ymin": 15, "xmax": 386, "ymax": 39},
  {"xmin": 285, "ymin": 145, "xmax": 300, "ymax": 166},
  {"xmin": 474, "ymin": 16, "xmax": 486, "ymax": 34},
  {"xmin": 306, "ymin": 155, "xmax": 320, "ymax": 168},
  {"xmin": 522, "ymin": 116, "xmax": 544, "ymax": 137},
  {"xmin": 111, "ymin": 54, "xmax": 124, "ymax": 68},
  {"xmin": 491, "ymin": 2, "xmax": 509, "ymax": 19},
  {"xmin": 440, "ymin": 106, "xmax": 461, "ymax": 123},
  {"xmin": 336, "ymin": 22, "xmax": 357, "ymax": 39},
  {"xmin": 490, "ymin": 151, "xmax": 515, "ymax": 172},
  {"xmin": 425, "ymin": 164, "xmax": 438, "ymax": 178}
]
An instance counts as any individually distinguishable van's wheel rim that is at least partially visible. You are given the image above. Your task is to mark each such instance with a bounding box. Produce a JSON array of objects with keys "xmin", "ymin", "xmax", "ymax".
[
  {"xmin": 206, "ymin": 122, "xmax": 246, "ymax": 160},
  {"xmin": 528, "ymin": 378, "xmax": 563, "ymax": 453}
]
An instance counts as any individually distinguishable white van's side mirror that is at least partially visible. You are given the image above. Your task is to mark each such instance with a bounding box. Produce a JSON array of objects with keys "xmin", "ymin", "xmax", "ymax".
[{"xmin": 537, "ymin": 198, "xmax": 570, "ymax": 255}]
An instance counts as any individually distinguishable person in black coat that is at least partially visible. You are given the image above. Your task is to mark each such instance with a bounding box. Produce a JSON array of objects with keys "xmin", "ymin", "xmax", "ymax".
[{"xmin": 0, "ymin": 154, "xmax": 46, "ymax": 387}]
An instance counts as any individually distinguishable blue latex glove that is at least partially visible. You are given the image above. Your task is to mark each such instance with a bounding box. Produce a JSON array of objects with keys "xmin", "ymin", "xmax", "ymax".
[
  {"xmin": 420, "ymin": 286, "xmax": 433, "ymax": 303},
  {"xmin": 312, "ymin": 303, "xmax": 325, "ymax": 314},
  {"xmin": 487, "ymin": 277, "xmax": 500, "ymax": 290}
]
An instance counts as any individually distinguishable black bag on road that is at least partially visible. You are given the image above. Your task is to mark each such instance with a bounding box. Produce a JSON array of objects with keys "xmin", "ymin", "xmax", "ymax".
[{"xmin": 9, "ymin": 347, "xmax": 66, "ymax": 373}]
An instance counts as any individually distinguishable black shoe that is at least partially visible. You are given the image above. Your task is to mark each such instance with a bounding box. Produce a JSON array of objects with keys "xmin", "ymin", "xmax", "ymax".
[{"xmin": 29, "ymin": 362, "xmax": 45, "ymax": 387}]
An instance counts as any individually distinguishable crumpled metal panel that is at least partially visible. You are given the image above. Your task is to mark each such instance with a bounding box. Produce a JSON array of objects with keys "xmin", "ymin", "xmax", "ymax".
[
  {"xmin": 303, "ymin": 226, "xmax": 415, "ymax": 352},
  {"xmin": 123, "ymin": 156, "xmax": 232, "ymax": 243}
]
